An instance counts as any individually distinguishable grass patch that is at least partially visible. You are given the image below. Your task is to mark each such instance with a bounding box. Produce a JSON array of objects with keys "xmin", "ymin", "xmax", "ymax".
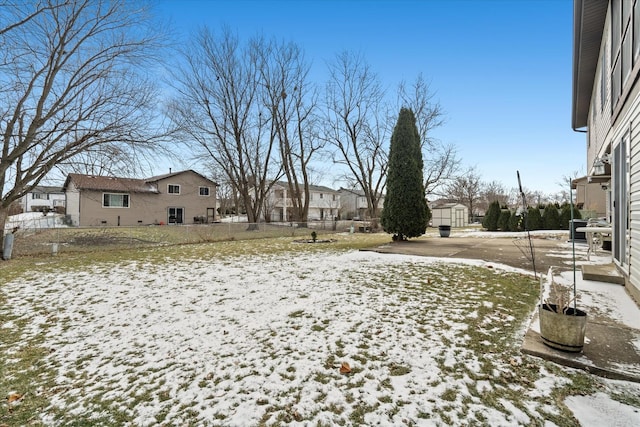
[
  {"xmin": 389, "ymin": 363, "xmax": 411, "ymax": 376},
  {"xmin": 0, "ymin": 233, "xmax": 617, "ymax": 425}
]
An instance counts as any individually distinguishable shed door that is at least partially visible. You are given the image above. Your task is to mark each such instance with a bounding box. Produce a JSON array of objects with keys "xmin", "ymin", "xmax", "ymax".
[{"xmin": 454, "ymin": 208, "xmax": 465, "ymax": 227}]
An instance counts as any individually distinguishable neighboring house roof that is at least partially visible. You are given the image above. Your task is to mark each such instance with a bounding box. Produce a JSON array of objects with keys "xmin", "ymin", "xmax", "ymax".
[
  {"xmin": 63, "ymin": 170, "xmax": 217, "ymax": 193},
  {"xmin": 338, "ymin": 187, "xmax": 365, "ymax": 196},
  {"xmin": 64, "ymin": 174, "xmax": 159, "ymax": 193},
  {"xmin": 572, "ymin": 0, "xmax": 608, "ymax": 130},
  {"xmin": 338, "ymin": 187, "xmax": 385, "ymax": 197},
  {"xmin": 571, "ymin": 175, "xmax": 589, "ymax": 189},
  {"xmin": 146, "ymin": 169, "xmax": 218, "ymax": 186},
  {"xmin": 272, "ymin": 181, "xmax": 339, "ymax": 193},
  {"xmin": 308, "ymin": 184, "xmax": 338, "ymax": 193},
  {"xmin": 30, "ymin": 185, "xmax": 64, "ymax": 194}
]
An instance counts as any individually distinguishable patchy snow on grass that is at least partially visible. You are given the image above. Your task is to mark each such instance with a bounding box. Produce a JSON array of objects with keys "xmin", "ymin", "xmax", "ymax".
[{"xmin": 2, "ymin": 246, "xmax": 638, "ymax": 425}]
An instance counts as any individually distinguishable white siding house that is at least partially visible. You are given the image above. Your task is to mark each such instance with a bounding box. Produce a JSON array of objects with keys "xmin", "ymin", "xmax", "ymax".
[
  {"xmin": 21, "ymin": 186, "xmax": 66, "ymax": 213},
  {"xmin": 338, "ymin": 187, "xmax": 385, "ymax": 220},
  {"xmin": 572, "ymin": 0, "xmax": 640, "ymax": 301},
  {"xmin": 264, "ymin": 182, "xmax": 340, "ymax": 222}
]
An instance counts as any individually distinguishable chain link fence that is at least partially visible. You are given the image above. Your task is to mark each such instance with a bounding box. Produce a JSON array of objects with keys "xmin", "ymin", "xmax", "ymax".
[{"xmin": 7, "ymin": 216, "xmax": 381, "ymax": 258}]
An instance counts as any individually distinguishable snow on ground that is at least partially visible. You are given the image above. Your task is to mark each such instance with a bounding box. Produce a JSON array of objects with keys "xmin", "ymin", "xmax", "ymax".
[
  {"xmin": 554, "ymin": 269, "xmax": 640, "ymax": 331},
  {"xmin": 3, "ymin": 232, "xmax": 640, "ymax": 425},
  {"xmin": 4, "ymin": 212, "xmax": 66, "ymax": 231},
  {"xmin": 0, "ymin": 250, "xmax": 571, "ymax": 425},
  {"xmin": 219, "ymin": 215, "xmax": 248, "ymax": 223},
  {"xmin": 453, "ymin": 229, "xmax": 568, "ymax": 239},
  {"xmin": 566, "ymin": 391, "xmax": 640, "ymax": 427}
]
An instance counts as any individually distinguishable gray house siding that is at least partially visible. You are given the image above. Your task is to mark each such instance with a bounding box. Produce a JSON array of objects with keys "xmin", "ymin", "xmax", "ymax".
[
  {"xmin": 65, "ymin": 170, "xmax": 217, "ymax": 227},
  {"xmin": 574, "ymin": 0, "xmax": 640, "ymax": 301}
]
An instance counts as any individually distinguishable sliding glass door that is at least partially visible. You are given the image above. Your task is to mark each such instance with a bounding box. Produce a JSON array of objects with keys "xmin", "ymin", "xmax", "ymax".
[{"xmin": 613, "ymin": 136, "xmax": 629, "ymax": 267}]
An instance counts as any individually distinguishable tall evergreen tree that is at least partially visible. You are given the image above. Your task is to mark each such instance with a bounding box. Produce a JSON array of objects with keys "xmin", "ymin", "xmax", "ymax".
[{"xmin": 381, "ymin": 108, "xmax": 429, "ymax": 240}]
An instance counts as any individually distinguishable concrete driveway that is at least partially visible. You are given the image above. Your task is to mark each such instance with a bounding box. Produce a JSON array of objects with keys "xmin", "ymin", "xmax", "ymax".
[{"xmin": 365, "ymin": 231, "xmax": 579, "ymax": 276}]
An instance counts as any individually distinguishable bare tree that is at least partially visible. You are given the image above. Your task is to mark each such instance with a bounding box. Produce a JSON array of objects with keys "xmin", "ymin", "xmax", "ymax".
[
  {"xmin": 481, "ymin": 180, "xmax": 509, "ymax": 210},
  {"xmin": 324, "ymin": 51, "xmax": 389, "ymax": 221},
  {"xmin": 0, "ymin": 0, "xmax": 60, "ymax": 38},
  {"xmin": 398, "ymin": 74, "xmax": 457, "ymax": 196},
  {"xmin": 551, "ymin": 171, "xmax": 581, "ymax": 204},
  {"xmin": 258, "ymin": 38, "xmax": 321, "ymax": 226},
  {"xmin": 168, "ymin": 27, "xmax": 281, "ymax": 227},
  {"xmin": 0, "ymin": 0, "xmax": 165, "ymax": 248},
  {"xmin": 446, "ymin": 167, "xmax": 483, "ymax": 222},
  {"xmin": 54, "ymin": 141, "xmax": 162, "ymax": 178},
  {"xmin": 423, "ymin": 142, "xmax": 461, "ymax": 197},
  {"xmin": 507, "ymin": 186, "xmax": 545, "ymax": 208}
]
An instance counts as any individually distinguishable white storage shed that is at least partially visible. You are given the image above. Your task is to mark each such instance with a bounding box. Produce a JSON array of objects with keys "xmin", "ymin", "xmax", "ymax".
[{"xmin": 431, "ymin": 203, "xmax": 468, "ymax": 228}]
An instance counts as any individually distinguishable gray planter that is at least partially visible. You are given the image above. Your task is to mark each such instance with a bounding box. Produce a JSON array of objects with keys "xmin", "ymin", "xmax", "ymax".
[
  {"xmin": 438, "ymin": 225, "xmax": 451, "ymax": 238},
  {"xmin": 539, "ymin": 304, "xmax": 587, "ymax": 352}
]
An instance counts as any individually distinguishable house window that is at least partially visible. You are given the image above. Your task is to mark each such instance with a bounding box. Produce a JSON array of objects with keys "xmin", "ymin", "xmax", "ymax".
[
  {"xmin": 611, "ymin": 0, "xmax": 640, "ymax": 109},
  {"xmin": 623, "ymin": 28, "xmax": 632, "ymax": 85},
  {"xmin": 613, "ymin": 0, "xmax": 621, "ymax": 58},
  {"xmin": 319, "ymin": 193, "xmax": 324, "ymax": 199},
  {"xmin": 103, "ymin": 193, "xmax": 129, "ymax": 208},
  {"xmin": 635, "ymin": 0, "xmax": 640, "ymax": 60},
  {"xmin": 32, "ymin": 193, "xmax": 47, "ymax": 200},
  {"xmin": 600, "ymin": 43, "xmax": 607, "ymax": 112},
  {"xmin": 199, "ymin": 186, "xmax": 210, "ymax": 196},
  {"xmin": 168, "ymin": 184, "xmax": 180, "ymax": 194}
]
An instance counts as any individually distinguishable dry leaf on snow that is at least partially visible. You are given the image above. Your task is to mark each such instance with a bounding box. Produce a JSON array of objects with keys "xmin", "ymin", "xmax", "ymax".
[
  {"xmin": 7, "ymin": 393, "xmax": 23, "ymax": 403},
  {"xmin": 340, "ymin": 362, "xmax": 351, "ymax": 374}
]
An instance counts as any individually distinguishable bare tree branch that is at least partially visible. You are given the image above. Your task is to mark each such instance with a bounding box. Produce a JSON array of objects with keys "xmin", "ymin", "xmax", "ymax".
[
  {"xmin": 258, "ymin": 37, "xmax": 322, "ymax": 225},
  {"xmin": 0, "ymin": 0, "xmax": 167, "ymax": 244},
  {"xmin": 167, "ymin": 27, "xmax": 281, "ymax": 226},
  {"xmin": 445, "ymin": 166, "xmax": 483, "ymax": 222},
  {"xmin": 323, "ymin": 51, "xmax": 389, "ymax": 220},
  {"xmin": 397, "ymin": 74, "xmax": 456, "ymax": 196}
]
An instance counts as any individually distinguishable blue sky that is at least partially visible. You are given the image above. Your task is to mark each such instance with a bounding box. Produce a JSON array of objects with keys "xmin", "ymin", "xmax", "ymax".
[{"xmin": 157, "ymin": 0, "xmax": 583, "ymax": 195}]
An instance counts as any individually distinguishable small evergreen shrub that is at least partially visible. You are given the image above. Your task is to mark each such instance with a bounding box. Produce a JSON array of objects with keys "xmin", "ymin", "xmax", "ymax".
[
  {"xmin": 498, "ymin": 210, "xmax": 511, "ymax": 231},
  {"xmin": 542, "ymin": 203, "xmax": 561, "ymax": 230},
  {"xmin": 526, "ymin": 206, "xmax": 542, "ymax": 231},
  {"xmin": 559, "ymin": 203, "xmax": 582, "ymax": 230},
  {"xmin": 482, "ymin": 201, "xmax": 501, "ymax": 231},
  {"xmin": 509, "ymin": 211, "xmax": 522, "ymax": 232}
]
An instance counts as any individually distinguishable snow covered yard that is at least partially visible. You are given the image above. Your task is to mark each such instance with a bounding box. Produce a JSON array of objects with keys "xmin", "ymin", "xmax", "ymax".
[{"xmin": 1, "ymin": 238, "xmax": 639, "ymax": 426}]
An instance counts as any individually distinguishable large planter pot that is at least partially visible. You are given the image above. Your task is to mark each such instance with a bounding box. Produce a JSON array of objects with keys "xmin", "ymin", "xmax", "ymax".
[
  {"xmin": 438, "ymin": 225, "xmax": 451, "ymax": 238},
  {"xmin": 539, "ymin": 304, "xmax": 587, "ymax": 353}
]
